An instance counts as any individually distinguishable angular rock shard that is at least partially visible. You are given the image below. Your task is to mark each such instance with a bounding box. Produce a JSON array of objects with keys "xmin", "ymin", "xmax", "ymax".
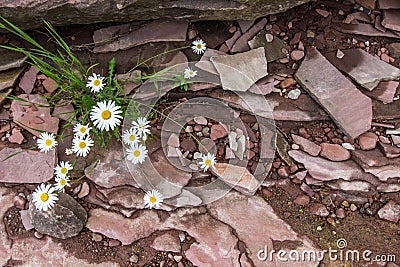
[
  {"xmin": 210, "ymin": 163, "xmax": 260, "ymax": 195},
  {"xmin": 295, "ymin": 47, "xmax": 372, "ymax": 138},
  {"xmin": 10, "ymin": 94, "xmax": 59, "ymax": 136},
  {"xmin": 325, "ymin": 48, "xmax": 400, "ymax": 91},
  {"xmin": 211, "ymin": 47, "xmax": 268, "ymax": 92},
  {"xmin": 93, "ymin": 20, "xmax": 188, "ymax": 53}
]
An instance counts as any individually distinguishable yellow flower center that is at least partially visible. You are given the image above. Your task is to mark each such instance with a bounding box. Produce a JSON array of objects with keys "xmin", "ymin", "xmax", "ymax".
[
  {"xmin": 101, "ymin": 110, "xmax": 111, "ymax": 120},
  {"xmin": 61, "ymin": 167, "xmax": 68, "ymax": 174},
  {"xmin": 197, "ymin": 44, "xmax": 202, "ymax": 49},
  {"xmin": 189, "ymin": 71, "xmax": 193, "ymax": 76},
  {"xmin": 79, "ymin": 141, "xmax": 86, "ymax": 149},
  {"xmin": 40, "ymin": 192, "xmax": 49, "ymax": 202},
  {"xmin": 205, "ymin": 159, "xmax": 212, "ymax": 166},
  {"xmin": 129, "ymin": 135, "xmax": 136, "ymax": 141},
  {"xmin": 45, "ymin": 139, "xmax": 52, "ymax": 146},
  {"xmin": 133, "ymin": 150, "xmax": 141, "ymax": 157},
  {"xmin": 93, "ymin": 79, "xmax": 101, "ymax": 86},
  {"xmin": 80, "ymin": 127, "xmax": 86, "ymax": 133},
  {"xmin": 60, "ymin": 179, "xmax": 66, "ymax": 186},
  {"xmin": 150, "ymin": 196, "xmax": 157, "ymax": 203}
]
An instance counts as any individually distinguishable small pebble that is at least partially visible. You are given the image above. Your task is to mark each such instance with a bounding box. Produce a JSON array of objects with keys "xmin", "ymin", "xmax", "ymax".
[
  {"xmin": 130, "ymin": 254, "xmax": 139, "ymax": 263},
  {"xmin": 350, "ymin": 203, "xmax": 358, "ymax": 211},
  {"xmin": 265, "ymin": 33, "xmax": 274, "ymax": 42},
  {"xmin": 174, "ymin": 255, "xmax": 183, "ymax": 262},
  {"xmin": 34, "ymin": 231, "xmax": 44, "ymax": 239}
]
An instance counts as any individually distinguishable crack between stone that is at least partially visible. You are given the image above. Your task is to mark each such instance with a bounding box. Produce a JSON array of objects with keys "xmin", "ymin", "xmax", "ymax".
[{"xmin": 205, "ymin": 206, "xmax": 256, "ymax": 267}]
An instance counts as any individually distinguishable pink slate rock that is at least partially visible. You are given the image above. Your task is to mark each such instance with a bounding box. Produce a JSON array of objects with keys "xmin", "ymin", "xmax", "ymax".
[
  {"xmin": 320, "ymin": 143, "xmax": 351, "ymax": 161},
  {"xmin": 377, "ymin": 200, "xmax": 400, "ymax": 223},
  {"xmin": 358, "ymin": 132, "xmax": 378, "ymax": 150},
  {"xmin": 0, "ymin": 147, "xmax": 56, "ymax": 183},
  {"xmin": 210, "ymin": 124, "xmax": 228, "ymax": 140},
  {"xmin": 290, "ymin": 50, "xmax": 305, "ymax": 61},
  {"xmin": 19, "ymin": 66, "xmax": 39, "ymax": 94},
  {"xmin": 10, "ymin": 94, "xmax": 59, "ymax": 136},
  {"xmin": 291, "ymin": 134, "xmax": 321, "ymax": 156}
]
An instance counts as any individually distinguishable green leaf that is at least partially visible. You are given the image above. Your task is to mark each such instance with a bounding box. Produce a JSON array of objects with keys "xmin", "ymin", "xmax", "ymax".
[{"xmin": 82, "ymin": 95, "xmax": 96, "ymax": 110}]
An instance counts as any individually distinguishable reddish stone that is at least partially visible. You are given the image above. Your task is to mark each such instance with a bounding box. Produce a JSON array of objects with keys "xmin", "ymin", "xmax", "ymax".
[
  {"xmin": 19, "ymin": 66, "xmax": 39, "ymax": 94},
  {"xmin": 332, "ymin": 22, "xmax": 400, "ymax": 38},
  {"xmin": 8, "ymin": 128, "xmax": 24, "ymax": 144},
  {"xmin": 10, "ymin": 94, "xmax": 59, "ymax": 136},
  {"xmin": 382, "ymin": 10, "xmax": 400, "ymax": 32},
  {"xmin": 280, "ymin": 77, "xmax": 297, "ymax": 89},
  {"xmin": 358, "ymin": 132, "xmax": 378, "ymax": 150},
  {"xmin": 364, "ymin": 81, "xmax": 398, "ymax": 104},
  {"xmin": 210, "ymin": 124, "xmax": 228, "ymax": 140},
  {"xmin": 315, "ymin": 8, "xmax": 330, "ymax": 18},
  {"xmin": 290, "ymin": 50, "xmax": 305, "ymax": 61},
  {"xmin": 291, "ymin": 134, "xmax": 321, "ymax": 156},
  {"xmin": 309, "ymin": 203, "xmax": 329, "ymax": 217},
  {"xmin": 231, "ymin": 18, "xmax": 267, "ymax": 53},
  {"xmin": 335, "ymin": 208, "xmax": 346, "ymax": 219},
  {"xmin": 379, "ymin": 0, "xmax": 400, "ymax": 9},
  {"xmin": 356, "ymin": 0, "xmax": 376, "ymax": 9},
  {"xmin": 295, "ymin": 47, "xmax": 372, "ymax": 138},
  {"xmin": 294, "ymin": 194, "xmax": 310, "ymax": 206},
  {"xmin": 42, "ymin": 77, "xmax": 58, "ymax": 93},
  {"xmin": 377, "ymin": 200, "xmax": 400, "ymax": 223},
  {"xmin": 277, "ymin": 166, "xmax": 290, "ymax": 178},
  {"xmin": 320, "ymin": 143, "xmax": 351, "ymax": 161}
]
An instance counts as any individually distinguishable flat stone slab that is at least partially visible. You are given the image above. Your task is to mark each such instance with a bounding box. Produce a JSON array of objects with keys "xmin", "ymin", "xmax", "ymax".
[
  {"xmin": 325, "ymin": 48, "xmax": 400, "ymax": 91},
  {"xmin": 207, "ymin": 192, "xmax": 320, "ymax": 267},
  {"xmin": 382, "ymin": 10, "xmax": 400, "ymax": 32},
  {"xmin": 211, "ymin": 47, "xmax": 268, "ymax": 92},
  {"xmin": 379, "ymin": 0, "xmax": 400, "ymax": 9},
  {"xmin": 0, "ymin": 48, "xmax": 27, "ymax": 72},
  {"xmin": 93, "ymin": 20, "xmax": 188, "ymax": 53},
  {"xmin": 295, "ymin": 47, "xmax": 372, "ymax": 138},
  {"xmin": 351, "ymin": 149, "xmax": 400, "ymax": 181},
  {"xmin": 364, "ymin": 81, "xmax": 398, "ymax": 104},
  {"xmin": 288, "ymin": 150, "xmax": 379, "ymax": 184},
  {"xmin": 0, "ymin": 67, "xmax": 23, "ymax": 91},
  {"xmin": 0, "ymin": 147, "xmax": 55, "ymax": 183},
  {"xmin": 10, "ymin": 94, "xmax": 59, "ymax": 136},
  {"xmin": 87, "ymin": 208, "xmax": 163, "ymax": 245},
  {"xmin": 332, "ymin": 22, "xmax": 400, "ymax": 39}
]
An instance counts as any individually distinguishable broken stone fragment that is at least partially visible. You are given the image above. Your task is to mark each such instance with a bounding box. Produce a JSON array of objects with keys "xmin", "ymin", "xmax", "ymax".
[
  {"xmin": 29, "ymin": 193, "xmax": 87, "ymax": 239},
  {"xmin": 295, "ymin": 47, "xmax": 372, "ymax": 138},
  {"xmin": 325, "ymin": 48, "xmax": 400, "ymax": 91},
  {"xmin": 377, "ymin": 200, "xmax": 400, "ymax": 223},
  {"xmin": 211, "ymin": 47, "xmax": 268, "ymax": 92},
  {"xmin": 210, "ymin": 163, "xmax": 260, "ymax": 195},
  {"xmin": 10, "ymin": 94, "xmax": 59, "ymax": 136}
]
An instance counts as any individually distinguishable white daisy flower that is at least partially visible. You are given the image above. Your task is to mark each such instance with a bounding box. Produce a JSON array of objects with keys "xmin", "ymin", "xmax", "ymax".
[
  {"xmin": 37, "ymin": 132, "xmax": 58, "ymax": 153},
  {"xmin": 143, "ymin": 189, "xmax": 164, "ymax": 209},
  {"xmin": 86, "ymin": 73, "xmax": 105, "ymax": 93},
  {"xmin": 126, "ymin": 143, "xmax": 148, "ymax": 164},
  {"xmin": 73, "ymin": 123, "xmax": 91, "ymax": 138},
  {"xmin": 191, "ymin": 39, "xmax": 206, "ymax": 54},
  {"xmin": 32, "ymin": 183, "xmax": 58, "ymax": 212},
  {"xmin": 65, "ymin": 148, "xmax": 73, "ymax": 155},
  {"xmin": 132, "ymin": 117, "xmax": 151, "ymax": 140},
  {"xmin": 54, "ymin": 161, "xmax": 73, "ymax": 179},
  {"xmin": 199, "ymin": 153, "xmax": 216, "ymax": 172},
  {"xmin": 122, "ymin": 128, "xmax": 140, "ymax": 147},
  {"xmin": 54, "ymin": 176, "xmax": 70, "ymax": 192},
  {"xmin": 90, "ymin": 100, "xmax": 123, "ymax": 131},
  {"xmin": 72, "ymin": 136, "xmax": 94, "ymax": 157},
  {"xmin": 184, "ymin": 67, "xmax": 197, "ymax": 79}
]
